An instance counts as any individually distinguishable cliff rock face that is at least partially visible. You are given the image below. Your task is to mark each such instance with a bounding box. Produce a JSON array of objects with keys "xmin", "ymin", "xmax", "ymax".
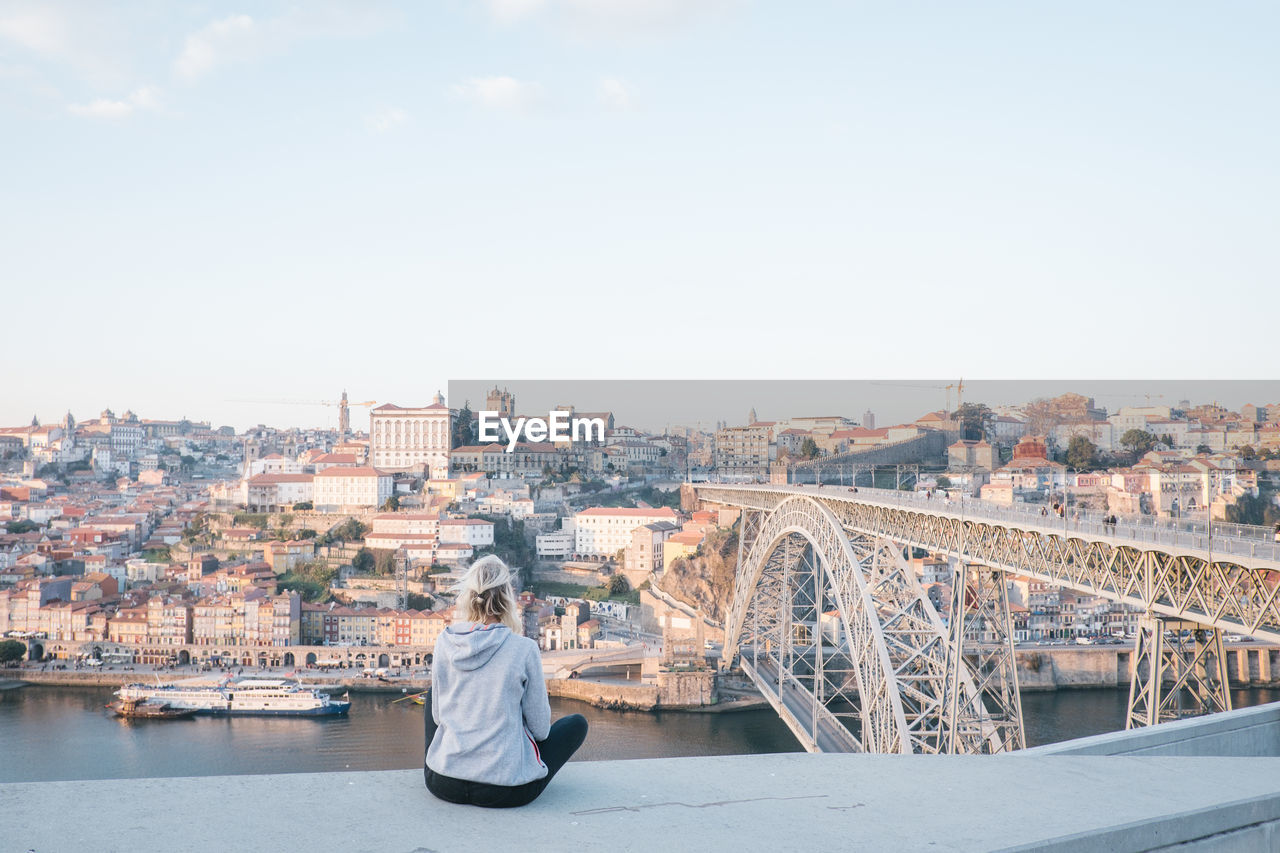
[{"xmin": 654, "ymin": 526, "xmax": 738, "ymax": 623}]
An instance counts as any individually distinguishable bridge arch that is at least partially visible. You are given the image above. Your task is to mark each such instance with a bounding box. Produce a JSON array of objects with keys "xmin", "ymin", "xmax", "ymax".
[
  {"xmin": 726, "ymin": 495, "xmax": 996, "ymax": 755},
  {"xmin": 726, "ymin": 496, "xmax": 915, "ymax": 753}
]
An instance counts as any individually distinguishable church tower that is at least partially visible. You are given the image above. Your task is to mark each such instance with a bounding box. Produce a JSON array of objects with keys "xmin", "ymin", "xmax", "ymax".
[{"xmin": 338, "ymin": 390, "xmax": 350, "ymax": 440}]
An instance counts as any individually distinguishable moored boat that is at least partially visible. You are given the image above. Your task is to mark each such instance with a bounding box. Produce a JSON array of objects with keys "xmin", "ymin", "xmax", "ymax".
[{"xmin": 115, "ymin": 677, "xmax": 351, "ymax": 717}]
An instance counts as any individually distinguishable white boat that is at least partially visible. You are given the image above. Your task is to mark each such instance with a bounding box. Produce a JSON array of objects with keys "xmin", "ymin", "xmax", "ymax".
[{"xmin": 115, "ymin": 677, "xmax": 351, "ymax": 717}]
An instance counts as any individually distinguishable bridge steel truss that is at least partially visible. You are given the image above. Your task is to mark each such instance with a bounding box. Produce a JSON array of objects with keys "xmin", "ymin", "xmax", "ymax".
[
  {"xmin": 725, "ymin": 496, "xmax": 1004, "ymax": 755},
  {"xmin": 701, "ymin": 484, "xmax": 1280, "ymax": 749}
]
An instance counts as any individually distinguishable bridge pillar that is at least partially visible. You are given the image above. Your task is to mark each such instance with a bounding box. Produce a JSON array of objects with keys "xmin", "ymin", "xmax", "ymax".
[
  {"xmin": 1126, "ymin": 615, "xmax": 1232, "ymax": 729},
  {"xmin": 943, "ymin": 563, "xmax": 1025, "ymax": 753}
]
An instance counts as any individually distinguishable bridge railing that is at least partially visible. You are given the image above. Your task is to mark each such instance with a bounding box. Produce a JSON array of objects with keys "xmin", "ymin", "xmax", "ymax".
[{"xmin": 704, "ymin": 483, "xmax": 1280, "ymax": 565}]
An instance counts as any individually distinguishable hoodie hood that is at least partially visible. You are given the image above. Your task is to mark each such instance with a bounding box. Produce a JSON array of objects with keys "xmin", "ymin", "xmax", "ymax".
[{"xmin": 439, "ymin": 623, "xmax": 511, "ymax": 672}]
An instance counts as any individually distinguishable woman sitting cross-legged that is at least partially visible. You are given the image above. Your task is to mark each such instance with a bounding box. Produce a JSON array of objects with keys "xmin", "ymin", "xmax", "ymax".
[{"xmin": 424, "ymin": 555, "xmax": 588, "ymax": 808}]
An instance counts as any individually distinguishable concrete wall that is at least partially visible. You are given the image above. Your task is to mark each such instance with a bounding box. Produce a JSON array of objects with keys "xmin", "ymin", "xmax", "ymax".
[
  {"xmin": 545, "ymin": 677, "xmax": 658, "ymax": 710},
  {"xmin": 1014, "ymin": 645, "xmax": 1280, "ymax": 691},
  {"xmin": 10, "ymin": 753, "xmax": 1280, "ymax": 852},
  {"xmin": 1015, "ymin": 648, "xmax": 1123, "ymax": 690},
  {"xmin": 656, "ymin": 669, "xmax": 715, "ymax": 707},
  {"xmin": 1026, "ymin": 701, "xmax": 1280, "ymax": 758}
]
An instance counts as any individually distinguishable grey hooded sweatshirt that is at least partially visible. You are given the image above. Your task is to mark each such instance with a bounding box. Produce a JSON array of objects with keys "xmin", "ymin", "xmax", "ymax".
[{"xmin": 426, "ymin": 622, "xmax": 551, "ymax": 787}]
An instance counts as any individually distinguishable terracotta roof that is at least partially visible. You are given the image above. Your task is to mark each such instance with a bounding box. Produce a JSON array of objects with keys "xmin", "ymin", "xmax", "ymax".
[
  {"xmin": 314, "ymin": 466, "xmax": 389, "ymax": 478},
  {"xmin": 577, "ymin": 507, "xmax": 678, "ymax": 518}
]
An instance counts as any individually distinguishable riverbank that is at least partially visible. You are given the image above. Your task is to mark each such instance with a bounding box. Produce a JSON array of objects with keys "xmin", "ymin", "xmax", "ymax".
[
  {"xmin": 9, "ymin": 668, "xmax": 433, "ymax": 694},
  {"xmin": 1014, "ymin": 643, "xmax": 1280, "ymax": 691},
  {"xmin": 14, "ymin": 642, "xmax": 1279, "ymax": 699}
]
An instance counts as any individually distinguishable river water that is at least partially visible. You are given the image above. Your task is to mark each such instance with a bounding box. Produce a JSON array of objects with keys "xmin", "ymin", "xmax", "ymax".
[{"xmin": 3, "ymin": 685, "xmax": 1278, "ymax": 783}]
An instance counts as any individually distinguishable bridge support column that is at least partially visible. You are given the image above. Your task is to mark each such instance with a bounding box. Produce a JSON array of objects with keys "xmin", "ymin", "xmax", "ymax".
[
  {"xmin": 1126, "ymin": 615, "xmax": 1231, "ymax": 729},
  {"xmin": 943, "ymin": 562, "xmax": 1025, "ymax": 753}
]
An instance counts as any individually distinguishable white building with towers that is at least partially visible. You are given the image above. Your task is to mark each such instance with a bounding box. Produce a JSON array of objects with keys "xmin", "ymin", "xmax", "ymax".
[{"xmin": 370, "ymin": 392, "xmax": 453, "ymax": 478}]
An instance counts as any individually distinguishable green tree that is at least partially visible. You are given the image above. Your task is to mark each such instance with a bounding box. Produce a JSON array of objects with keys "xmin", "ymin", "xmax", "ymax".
[
  {"xmin": 1120, "ymin": 429, "xmax": 1158, "ymax": 459},
  {"xmin": 800, "ymin": 437, "xmax": 820, "ymax": 459},
  {"xmin": 1159, "ymin": 434, "xmax": 1174, "ymax": 448},
  {"xmin": 293, "ymin": 501, "xmax": 313, "ymax": 511},
  {"xmin": 936, "ymin": 475, "xmax": 952, "ymax": 489},
  {"xmin": 955, "ymin": 402, "xmax": 993, "ymax": 441},
  {"xmin": 1240, "ymin": 445, "xmax": 1258, "ymax": 460},
  {"xmin": 5, "ymin": 520, "xmax": 39, "ymax": 534},
  {"xmin": 1196, "ymin": 444, "xmax": 1212, "ymax": 455},
  {"xmin": 373, "ymin": 549, "xmax": 399, "ymax": 575},
  {"xmin": 381, "ymin": 495, "xmax": 400, "ymax": 511},
  {"xmin": 452, "ymin": 401, "xmax": 476, "ymax": 447},
  {"xmin": 1224, "ymin": 492, "xmax": 1280, "ymax": 528},
  {"xmin": 606, "ymin": 574, "xmax": 630, "ymax": 596},
  {"xmin": 352, "ymin": 548, "xmax": 375, "ymax": 573},
  {"xmin": 0, "ymin": 639, "xmax": 26, "ymax": 664},
  {"xmin": 406, "ymin": 593, "xmax": 434, "ymax": 611},
  {"xmin": 326, "ymin": 517, "xmax": 369, "ymax": 543},
  {"xmin": 1066, "ymin": 435, "xmax": 1098, "ymax": 470},
  {"xmin": 296, "ymin": 528, "xmax": 317, "ymax": 540}
]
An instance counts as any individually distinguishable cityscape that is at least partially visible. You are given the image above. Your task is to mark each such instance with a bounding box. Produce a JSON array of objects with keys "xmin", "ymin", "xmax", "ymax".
[
  {"xmin": 6, "ymin": 0, "xmax": 1280, "ymax": 848},
  {"xmin": 3, "ymin": 384, "xmax": 1279, "ymax": 676}
]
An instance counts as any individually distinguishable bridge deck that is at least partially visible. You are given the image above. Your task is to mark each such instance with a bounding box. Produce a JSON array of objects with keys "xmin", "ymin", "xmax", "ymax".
[{"xmin": 700, "ymin": 483, "xmax": 1280, "ymax": 569}]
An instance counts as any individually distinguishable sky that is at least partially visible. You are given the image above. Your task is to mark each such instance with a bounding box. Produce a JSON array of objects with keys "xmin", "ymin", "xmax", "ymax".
[{"xmin": 3, "ymin": 1, "xmax": 1278, "ymax": 432}]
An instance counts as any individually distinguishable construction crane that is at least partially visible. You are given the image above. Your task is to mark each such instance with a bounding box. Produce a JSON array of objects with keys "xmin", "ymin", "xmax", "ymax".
[{"xmin": 870, "ymin": 379, "xmax": 965, "ymax": 418}]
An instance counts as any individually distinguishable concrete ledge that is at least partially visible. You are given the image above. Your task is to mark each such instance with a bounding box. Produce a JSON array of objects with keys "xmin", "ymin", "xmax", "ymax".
[
  {"xmin": 1025, "ymin": 701, "xmax": 1280, "ymax": 757},
  {"xmin": 5, "ymin": 753, "xmax": 1280, "ymax": 852}
]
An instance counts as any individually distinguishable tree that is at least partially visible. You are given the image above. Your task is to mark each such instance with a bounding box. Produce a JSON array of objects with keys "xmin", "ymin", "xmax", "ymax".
[
  {"xmin": 1224, "ymin": 492, "xmax": 1280, "ymax": 528},
  {"xmin": 406, "ymin": 593, "xmax": 434, "ymax": 611},
  {"xmin": 1240, "ymin": 445, "xmax": 1258, "ymax": 460},
  {"xmin": 1066, "ymin": 435, "xmax": 1098, "ymax": 470},
  {"xmin": 1159, "ymin": 434, "xmax": 1174, "ymax": 449},
  {"xmin": 606, "ymin": 574, "xmax": 630, "ymax": 596},
  {"xmin": 452, "ymin": 401, "xmax": 476, "ymax": 448},
  {"xmin": 296, "ymin": 528, "xmax": 317, "ymax": 540},
  {"xmin": 936, "ymin": 475, "xmax": 952, "ymax": 489},
  {"xmin": 955, "ymin": 402, "xmax": 993, "ymax": 441},
  {"xmin": 381, "ymin": 495, "xmax": 400, "ymax": 511},
  {"xmin": 1196, "ymin": 444, "xmax": 1213, "ymax": 455},
  {"xmin": 6, "ymin": 520, "xmax": 39, "ymax": 534},
  {"xmin": 352, "ymin": 548, "xmax": 375, "ymax": 573},
  {"xmin": 1120, "ymin": 429, "xmax": 1158, "ymax": 459},
  {"xmin": 800, "ymin": 437, "xmax": 820, "ymax": 459},
  {"xmin": 373, "ymin": 549, "xmax": 399, "ymax": 575},
  {"xmin": 0, "ymin": 639, "xmax": 26, "ymax": 664},
  {"xmin": 293, "ymin": 501, "xmax": 313, "ymax": 511}
]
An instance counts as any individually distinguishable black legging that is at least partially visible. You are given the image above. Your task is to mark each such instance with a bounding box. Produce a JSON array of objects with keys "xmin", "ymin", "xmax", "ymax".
[{"xmin": 423, "ymin": 691, "xmax": 588, "ymax": 808}]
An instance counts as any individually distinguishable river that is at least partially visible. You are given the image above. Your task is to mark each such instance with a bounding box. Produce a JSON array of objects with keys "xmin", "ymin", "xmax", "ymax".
[{"xmin": 3, "ymin": 685, "xmax": 1278, "ymax": 783}]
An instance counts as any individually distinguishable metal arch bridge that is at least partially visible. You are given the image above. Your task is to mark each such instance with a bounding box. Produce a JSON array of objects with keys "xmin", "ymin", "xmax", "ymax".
[{"xmin": 693, "ymin": 482, "xmax": 1280, "ymax": 756}]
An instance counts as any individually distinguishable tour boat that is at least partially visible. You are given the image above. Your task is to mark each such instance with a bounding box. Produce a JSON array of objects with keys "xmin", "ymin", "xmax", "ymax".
[{"xmin": 114, "ymin": 677, "xmax": 351, "ymax": 717}]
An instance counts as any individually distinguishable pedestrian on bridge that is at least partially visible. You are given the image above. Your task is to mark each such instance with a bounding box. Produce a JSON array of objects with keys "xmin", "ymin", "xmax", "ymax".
[{"xmin": 424, "ymin": 555, "xmax": 588, "ymax": 808}]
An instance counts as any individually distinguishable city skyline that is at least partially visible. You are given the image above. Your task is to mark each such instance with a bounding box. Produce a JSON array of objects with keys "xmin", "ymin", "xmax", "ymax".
[
  {"xmin": 10, "ymin": 379, "xmax": 1280, "ymax": 435},
  {"xmin": 5, "ymin": 1, "xmax": 1280, "ymax": 427}
]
